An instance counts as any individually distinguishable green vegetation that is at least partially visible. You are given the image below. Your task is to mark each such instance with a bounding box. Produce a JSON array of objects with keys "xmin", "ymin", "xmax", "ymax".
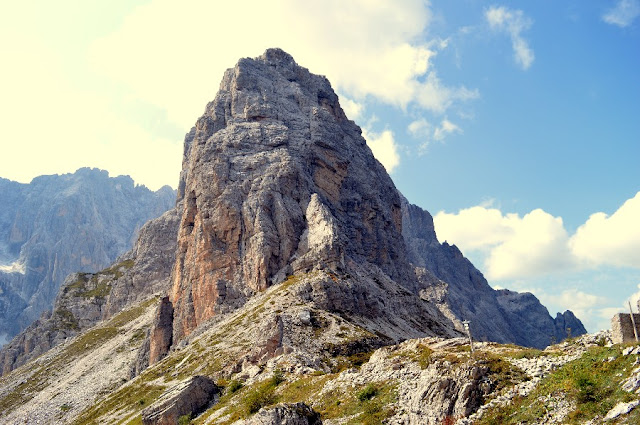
[
  {"xmin": 477, "ymin": 345, "xmax": 639, "ymax": 424},
  {"xmin": 476, "ymin": 351, "xmax": 528, "ymax": 394},
  {"xmin": 357, "ymin": 384, "xmax": 378, "ymax": 401},
  {"xmin": 72, "ymin": 383, "xmax": 165, "ymax": 425},
  {"xmin": 227, "ymin": 380, "xmax": 243, "ymax": 394},
  {"xmin": 178, "ymin": 414, "xmax": 192, "ymax": 425},
  {"xmin": 0, "ymin": 295, "xmax": 158, "ymax": 421},
  {"xmin": 108, "ymin": 297, "xmax": 158, "ymax": 328},
  {"xmin": 65, "ymin": 259, "xmax": 135, "ymax": 299},
  {"xmin": 244, "ymin": 379, "xmax": 279, "ymax": 415},
  {"xmin": 391, "ymin": 343, "xmax": 433, "ymax": 369},
  {"xmin": 54, "ymin": 307, "xmax": 80, "ymax": 331}
]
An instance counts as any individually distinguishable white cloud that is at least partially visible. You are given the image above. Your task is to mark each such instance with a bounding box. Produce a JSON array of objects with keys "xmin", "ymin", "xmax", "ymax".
[
  {"xmin": 362, "ymin": 129, "xmax": 400, "ymax": 173},
  {"xmin": 339, "ymin": 96, "xmax": 365, "ymax": 123},
  {"xmin": 435, "ymin": 207, "xmax": 574, "ymax": 280},
  {"xmin": 408, "ymin": 117, "xmax": 463, "ymax": 151},
  {"xmin": 485, "ymin": 6, "xmax": 535, "ymax": 70},
  {"xmin": 603, "ymin": 0, "xmax": 640, "ymax": 27},
  {"xmin": 434, "ymin": 191, "xmax": 640, "ymax": 281},
  {"xmin": 624, "ymin": 284, "xmax": 640, "ymax": 311},
  {"xmin": 90, "ymin": 0, "xmax": 476, "ymax": 130},
  {"xmin": 570, "ymin": 192, "xmax": 640, "ymax": 268},
  {"xmin": 484, "ymin": 209, "xmax": 574, "ymax": 280},
  {"xmin": 408, "ymin": 119, "xmax": 432, "ymax": 138},
  {"xmin": 433, "ymin": 119, "xmax": 462, "ymax": 141},
  {"xmin": 434, "ymin": 206, "xmax": 514, "ymax": 250},
  {"xmin": 540, "ymin": 288, "xmax": 606, "ymax": 313}
]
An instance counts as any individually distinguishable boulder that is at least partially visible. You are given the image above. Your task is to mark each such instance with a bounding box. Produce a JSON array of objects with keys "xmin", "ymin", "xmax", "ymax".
[
  {"xmin": 236, "ymin": 402, "xmax": 321, "ymax": 425},
  {"xmin": 141, "ymin": 375, "xmax": 219, "ymax": 425}
]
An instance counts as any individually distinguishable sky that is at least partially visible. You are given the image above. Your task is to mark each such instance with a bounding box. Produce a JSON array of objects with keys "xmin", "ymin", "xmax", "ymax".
[{"xmin": 0, "ymin": 0, "xmax": 638, "ymax": 332}]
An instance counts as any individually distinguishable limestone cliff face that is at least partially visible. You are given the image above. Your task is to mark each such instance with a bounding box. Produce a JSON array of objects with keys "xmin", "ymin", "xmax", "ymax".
[
  {"xmin": 0, "ymin": 168, "xmax": 175, "ymax": 342},
  {"xmin": 401, "ymin": 197, "xmax": 587, "ymax": 349},
  {"xmin": 169, "ymin": 48, "xmax": 414, "ymax": 343}
]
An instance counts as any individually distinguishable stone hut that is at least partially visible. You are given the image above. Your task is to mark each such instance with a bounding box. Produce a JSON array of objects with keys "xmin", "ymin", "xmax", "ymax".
[{"xmin": 611, "ymin": 299, "xmax": 640, "ymax": 344}]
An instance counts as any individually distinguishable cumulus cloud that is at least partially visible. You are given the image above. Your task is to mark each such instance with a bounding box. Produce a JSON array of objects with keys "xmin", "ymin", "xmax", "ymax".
[
  {"xmin": 542, "ymin": 289, "xmax": 606, "ymax": 312},
  {"xmin": 408, "ymin": 117, "xmax": 463, "ymax": 151},
  {"xmin": 433, "ymin": 119, "xmax": 462, "ymax": 141},
  {"xmin": 90, "ymin": 0, "xmax": 476, "ymax": 130},
  {"xmin": 434, "ymin": 191, "xmax": 640, "ymax": 280},
  {"xmin": 570, "ymin": 192, "xmax": 640, "ymax": 268},
  {"xmin": 340, "ymin": 96, "xmax": 365, "ymax": 123},
  {"xmin": 362, "ymin": 129, "xmax": 400, "ymax": 173},
  {"xmin": 408, "ymin": 119, "xmax": 432, "ymax": 138},
  {"xmin": 603, "ymin": 0, "xmax": 640, "ymax": 27},
  {"xmin": 435, "ymin": 207, "xmax": 573, "ymax": 280},
  {"xmin": 485, "ymin": 6, "xmax": 535, "ymax": 70}
]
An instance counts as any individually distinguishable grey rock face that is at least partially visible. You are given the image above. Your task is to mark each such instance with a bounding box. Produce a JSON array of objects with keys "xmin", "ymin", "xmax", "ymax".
[
  {"xmin": 148, "ymin": 296, "xmax": 174, "ymax": 365},
  {"xmin": 167, "ymin": 48, "xmax": 430, "ymax": 345},
  {"xmin": 0, "ymin": 206, "xmax": 180, "ymax": 375},
  {"xmin": 141, "ymin": 375, "xmax": 219, "ymax": 425},
  {"xmin": 236, "ymin": 402, "xmax": 322, "ymax": 425},
  {"xmin": 0, "ymin": 168, "xmax": 175, "ymax": 341},
  {"xmin": 401, "ymin": 196, "xmax": 586, "ymax": 348},
  {"xmin": 553, "ymin": 310, "xmax": 587, "ymax": 341}
]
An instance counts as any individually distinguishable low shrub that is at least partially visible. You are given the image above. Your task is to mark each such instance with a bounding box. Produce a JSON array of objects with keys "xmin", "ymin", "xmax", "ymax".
[{"xmin": 357, "ymin": 384, "xmax": 378, "ymax": 402}]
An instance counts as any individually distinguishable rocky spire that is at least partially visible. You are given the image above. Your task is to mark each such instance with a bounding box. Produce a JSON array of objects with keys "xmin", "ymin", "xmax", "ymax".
[{"xmin": 167, "ymin": 48, "xmax": 413, "ymax": 345}]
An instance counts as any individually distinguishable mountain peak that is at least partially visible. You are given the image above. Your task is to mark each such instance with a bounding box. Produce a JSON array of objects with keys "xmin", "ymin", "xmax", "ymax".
[
  {"xmin": 258, "ymin": 47, "xmax": 297, "ymax": 66},
  {"xmin": 165, "ymin": 48, "xmax": 434, "ymax": 349}
]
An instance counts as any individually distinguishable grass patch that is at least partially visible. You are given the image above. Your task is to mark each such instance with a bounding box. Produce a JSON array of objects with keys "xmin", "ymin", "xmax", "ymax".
[
  {"xmin": 476, "ymin": 351, "xmax": 528, "ymax": 394},
  {"xmin": 178, "ymin": 414, "xmax": 192, "ymax": 425},
  {"xmin": 390, "ymin": 343, "xmax": 433, "ymax": 369},
  {"xmin": 72, "ymin": 382, "xmax": 165, "ymax": 425},
  {"xmin": 108, "ymin": 297, "xmax": 158, "ymax": 328},
  {"xmin": 54, "ymin": 307, "xmax": 80, "ymax": 331},
  {"xmin": 477, "ymin": 346, "xmax": 638, "ymax": 424},
  {"xmin": 357, "ymin": 384, "xmax": 378, "ymax": 401},
  {"xmin": 315, "ymin": 381, "xmax": 397, "ymax": 424},
  {"xmin": 64, "ymin": 259, "xmax": 135, "ymax": 299}
]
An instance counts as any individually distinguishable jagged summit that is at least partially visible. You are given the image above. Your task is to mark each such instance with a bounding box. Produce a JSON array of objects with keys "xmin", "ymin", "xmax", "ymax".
[{"xmin": 167, "ymin": 47, "xmax": 429, "ymax": 347}]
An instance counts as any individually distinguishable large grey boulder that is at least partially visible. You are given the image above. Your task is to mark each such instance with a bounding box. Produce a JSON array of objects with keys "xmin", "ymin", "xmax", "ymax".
[
  {"xmin": 236, "ymin": 403, "xmax": 321, "ymax": 425},
  {"xmin": 141, "ymin": 375, "xmax": 219, "ymax": 425}
]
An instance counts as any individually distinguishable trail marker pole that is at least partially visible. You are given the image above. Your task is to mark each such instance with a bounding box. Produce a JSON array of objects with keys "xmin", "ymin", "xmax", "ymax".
[
  {"xmin": 462, "ymin": 320, "xmax": 474, "ymax": 353},
  {"xmin": 629, "ymin": 301, "xmax": 639, "ymax": 342}
]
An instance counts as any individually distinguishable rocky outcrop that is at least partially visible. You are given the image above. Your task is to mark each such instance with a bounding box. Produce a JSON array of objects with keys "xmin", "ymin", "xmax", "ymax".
[
  {"xmin": 148, "ymin": 297, "xmax": 174, "ymax": 365},
  {"xmin": 553, "ymin": 310, "xmax": 587, "ymax": 341},
  {"xmin": 401, "ymin": 196, "xmax": 587, "ymax": 349},
  {"xmin": 0, "ymin": 168, "xmax": 175, "ymax": 342},
  {"xmin": 0, "ymin": 207, "xmax": 180, "ymax": 375},
  {"xmin": 141, "ymin": 376, "xmax": 219, "ymax": 425},
  {"xmin": 237, "ymin": 403, "xmax": 322, "ymax": 425},
  {"xmin": 163, "ymin": 48, "xmax": 438, "ymax": 349}
]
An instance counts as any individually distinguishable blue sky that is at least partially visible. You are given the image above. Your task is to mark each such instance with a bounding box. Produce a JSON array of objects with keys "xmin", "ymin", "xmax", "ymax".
[{"xmin": 0, "ymin": 1, "xmax": 638, "ymax": 332}]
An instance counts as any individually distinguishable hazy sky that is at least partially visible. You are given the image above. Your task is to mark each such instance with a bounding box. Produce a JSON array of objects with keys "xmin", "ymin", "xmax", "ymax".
[{"xmin": 1, "ymin": 0, "xmax": 638, "ymax": 332}]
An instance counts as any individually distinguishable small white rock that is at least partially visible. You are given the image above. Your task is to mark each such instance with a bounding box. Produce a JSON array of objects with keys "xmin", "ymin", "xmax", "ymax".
[{"xmin": 604, "ymin": 400, "xmax": 640, "ymax": 420}]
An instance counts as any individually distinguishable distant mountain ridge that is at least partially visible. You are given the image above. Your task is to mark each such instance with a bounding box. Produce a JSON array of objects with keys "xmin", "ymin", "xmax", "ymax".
[
  {"xmin": 0, "ymin": 168, "xmax": 175, "ymax": 343},
  {"xmin": 401, "ymin": 198, "xmax": 586, "ymax": 348}
]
